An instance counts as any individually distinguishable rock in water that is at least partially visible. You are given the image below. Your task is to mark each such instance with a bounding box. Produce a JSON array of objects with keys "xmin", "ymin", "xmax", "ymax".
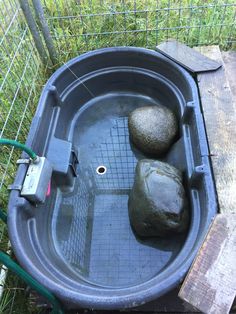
[
  {"xmin": 129, "ymin": 159, "xmax": 189, "ymax": 237},
  {"xmin": 128, "ymin": 105, "xmax": 178, "ymax": 156}
]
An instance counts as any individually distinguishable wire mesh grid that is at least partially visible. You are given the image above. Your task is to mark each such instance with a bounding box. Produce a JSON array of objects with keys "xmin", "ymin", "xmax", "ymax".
[
  {"xmin": 0, "ymin": 0, "xmax": 42, "ymax": 312},
  {"xmin": 0, "ymin": 0, "xmax": 42, "ymax": 207},
  {"xmin": 91, "ymin": 117, "xmax": 137, "ymax": 191},
  {"xmin": 88, "ymin": 193, "xmax": 175, "ymax": 288},
  {"xmin": 59, "ymin": 170, "xmax": 93, "ymax": 274},
  {"xmin": 41, "ymin": 0, "xmax": 236, "ymax": 62}
]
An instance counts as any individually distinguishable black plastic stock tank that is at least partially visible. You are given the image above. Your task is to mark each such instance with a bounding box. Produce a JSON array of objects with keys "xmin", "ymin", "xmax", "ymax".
[{"xmin": 8, "ymin": 47, "xmax": 217, "ymax": 310}]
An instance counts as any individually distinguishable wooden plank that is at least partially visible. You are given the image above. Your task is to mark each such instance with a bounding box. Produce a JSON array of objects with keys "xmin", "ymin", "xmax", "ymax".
[
  {"xmin": 195, "ymin": 46, "xmax": 236, "ymax": 213},
  {"xmin": 179, "ymin": 214, "xmax": 236, "ymax": 314},
  {"xmin": 156, "ymin": 40, "xmax": 221, "ymax": 73},
  {"xmin": 179, "ymin": 46, "xmax": 236, "ymax": 313},
  {"xmin": 221, "ymin": 51, "xmax": 236, "ymax": 101}
]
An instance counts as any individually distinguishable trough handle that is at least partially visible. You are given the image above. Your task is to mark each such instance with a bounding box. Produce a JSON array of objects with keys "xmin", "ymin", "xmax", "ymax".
[{"xmin": 0, "ymin": 210, "xmax": 64, "ymax": 314}]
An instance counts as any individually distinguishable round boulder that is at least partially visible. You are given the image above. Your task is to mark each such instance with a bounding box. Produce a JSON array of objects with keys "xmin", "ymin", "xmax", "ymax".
[
  {"xmin": 128, "ymin": 105, "xmax": 178, "ymax": 156},
  {"xmin": 128, "ymin": 159, "xmax": 189, "ymax": 237}
]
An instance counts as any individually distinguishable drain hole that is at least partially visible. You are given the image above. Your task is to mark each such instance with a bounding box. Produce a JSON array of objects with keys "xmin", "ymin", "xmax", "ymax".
[{"xmin": 96, "ymin": 165, "xmax": 107, "ymax": 175}]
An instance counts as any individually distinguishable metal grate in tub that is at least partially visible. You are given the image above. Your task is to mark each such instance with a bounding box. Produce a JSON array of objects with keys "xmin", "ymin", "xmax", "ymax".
[
  {"xmin": 59, "ymin": 170, "xmax": 93, "ymax": 274},
  {"xmin": 91, "ymin": 117, "xmax": 138, "ymax": 191},
  {"xmin": 89, "ymin": 193, "xmax": 178, "ymax": 287}
]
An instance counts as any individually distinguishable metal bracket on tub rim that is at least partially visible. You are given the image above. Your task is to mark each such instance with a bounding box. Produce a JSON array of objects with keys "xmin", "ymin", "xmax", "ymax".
[
  {"xmin": 8, "ymin": 184, "xmax": 22, "ymax": 191},
  {"xmin": 8, "ymin": 158, "xmax": 31, "ymax": 191},
  {"xmin": 16, "ymin": 158, "xmax": 31, "ymax": 165}
]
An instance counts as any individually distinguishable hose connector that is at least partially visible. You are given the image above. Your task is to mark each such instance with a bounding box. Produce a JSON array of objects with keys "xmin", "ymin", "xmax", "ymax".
[{"xmin": 32, "ymin": 155, "xmax": 40, "ymax": 164}]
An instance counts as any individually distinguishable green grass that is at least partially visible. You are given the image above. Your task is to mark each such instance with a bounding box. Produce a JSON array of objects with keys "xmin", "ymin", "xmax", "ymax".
[
  {"xmin": 0, "ymin": 0, "xmax": 235, "ymax": 312},
  {"xmin": 42, "ymin": 0, "xmax": 236, "ymax": 64}
]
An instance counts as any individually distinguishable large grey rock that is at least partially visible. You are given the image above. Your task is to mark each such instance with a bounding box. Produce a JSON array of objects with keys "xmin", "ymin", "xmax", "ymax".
[
  {"xmin": 128, "ymin": 105, "xmax": 178, "ymax": 156},
  {"xmin": 129, "ymin": 159, "xmax": 189, "ymax": 237}
]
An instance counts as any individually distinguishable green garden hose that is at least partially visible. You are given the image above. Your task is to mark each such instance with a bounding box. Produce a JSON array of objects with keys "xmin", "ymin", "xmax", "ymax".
[
  {"xmin": 0, "ymin": 138, "xmax": 38, "ymax": 161},
  {"xmin": 0, "ymin": 138, "xmax": 64, "ymax": 313},
  {"xmin": 0, "ymin": 251, "xmax": 64, "ymax": 314},
  {"xmin": 0, "ymin": 209, "xmax": 7, "ymax": 224},
  {"xmin": 0, "ymin": 212, "xmax": 64, "ymax": 313}
]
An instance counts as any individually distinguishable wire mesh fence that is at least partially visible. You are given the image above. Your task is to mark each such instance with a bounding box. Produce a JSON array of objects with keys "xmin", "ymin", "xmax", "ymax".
[
  {"xmin": 0, "ymin": 0, "xmax": 43, "ymax": 312},
  {"xmin": 0, "ymin": 0, "xmax": 235, "ymax": 312},
  {"xmin": 41, "ymin": 0, "xmax": 236, "ymax": 62},
  {"xmin": 0, "ymin": 0, "xmax": 42, "ymax": 208}
]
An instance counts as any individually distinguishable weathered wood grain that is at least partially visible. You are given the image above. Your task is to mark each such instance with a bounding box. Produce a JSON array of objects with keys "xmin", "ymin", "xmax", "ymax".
[
  {"xmin": 222, "ymin": 51, "xmax": 236, "ymax": 101},
  {"xmin": 156, "ymin": 40, "xmax": 221, "ymax": 73},
  {"xmin": 195, "ymin": 46, "xmax": 236, "ymax": 214},
  {"xmin": 179, "ymin": 214, "xmax": 236, "ymax": 314}
]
